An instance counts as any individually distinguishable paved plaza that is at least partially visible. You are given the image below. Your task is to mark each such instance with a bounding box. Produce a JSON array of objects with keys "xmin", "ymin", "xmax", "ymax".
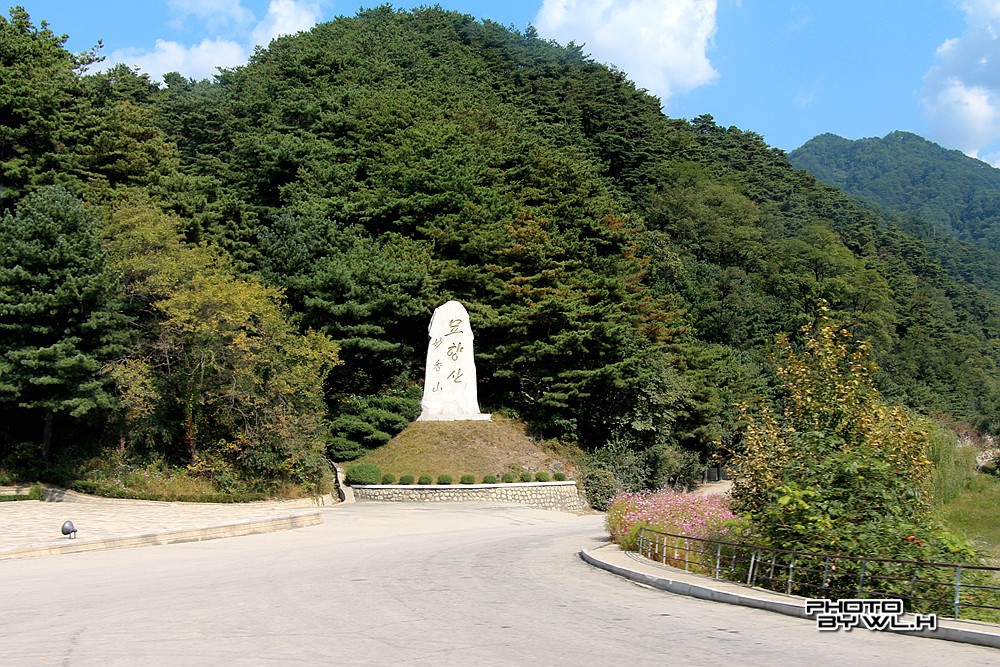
[{"xmin": 0, "ymin": 488, "xmax": 332, "ymax": 558}]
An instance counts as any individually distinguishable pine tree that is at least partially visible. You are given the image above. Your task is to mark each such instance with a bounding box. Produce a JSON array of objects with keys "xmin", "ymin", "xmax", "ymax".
[{"xmin": 0, "ymin": 186, "xmax": 128, "ymax": 459}]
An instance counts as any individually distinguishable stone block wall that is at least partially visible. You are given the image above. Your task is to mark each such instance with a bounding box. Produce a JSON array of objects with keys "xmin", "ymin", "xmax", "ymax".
[{"xmin": 351, "ymin": 481, "xmax": 591, "ymax": 514}]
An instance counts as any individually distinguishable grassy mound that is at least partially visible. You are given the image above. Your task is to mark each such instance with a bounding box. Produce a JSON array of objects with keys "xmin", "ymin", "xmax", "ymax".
[{"xmin": 347, "ymin": 415, "xmax": 580, "ymax": 480}]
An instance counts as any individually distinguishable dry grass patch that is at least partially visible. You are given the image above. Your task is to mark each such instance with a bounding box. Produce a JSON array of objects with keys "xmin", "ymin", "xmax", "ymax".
[{"xmin": 348, "ymin": 415, "xmax": 580, "ymax": 480}]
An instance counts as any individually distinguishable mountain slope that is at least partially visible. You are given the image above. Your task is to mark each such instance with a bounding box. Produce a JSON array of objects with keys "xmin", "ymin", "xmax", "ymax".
[{"xmin": 789, "ymin": 131, "xmax": 1000, "ymax": 251}]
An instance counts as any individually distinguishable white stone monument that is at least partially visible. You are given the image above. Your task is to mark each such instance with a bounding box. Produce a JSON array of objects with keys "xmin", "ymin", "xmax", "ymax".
[{"xmin": 417, "ymin": 300, "xmax": 491, "ymax": 421}]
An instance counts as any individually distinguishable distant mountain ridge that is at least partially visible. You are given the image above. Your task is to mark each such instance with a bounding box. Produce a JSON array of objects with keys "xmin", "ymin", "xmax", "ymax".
[{"xmin": 789, "ymin": 131, "xmax": 1000, "ymax": 253}]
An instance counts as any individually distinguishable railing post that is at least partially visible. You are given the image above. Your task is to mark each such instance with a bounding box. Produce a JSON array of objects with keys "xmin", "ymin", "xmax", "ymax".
[
  {"xmin": 857, "ymin": 559, "xmax": 867, "ymax": 598},
  {"xmin": 661, "ymin": 534, "xmax": 667, "ymax": 565},
  {"xmin": 954, "ymin": 566, "xmax": 963, "ymax": 620},
  {"xmin": 787, "ymin": 555, "xmax": 796, "ymax": 595},
  {"xmin": 715, "ymin": 543, "xmax": 722, "ymax": 579},
  {"xmin": 822, "ymin": 556, "xmax": 831, "ymax": 590},
  {"xmin": 748, "ymin": 549, "xmax": 758, "ymax": 586},
  {"xmin": 684, "ymin": 539, "xmax": 690, "ymax": 571}
]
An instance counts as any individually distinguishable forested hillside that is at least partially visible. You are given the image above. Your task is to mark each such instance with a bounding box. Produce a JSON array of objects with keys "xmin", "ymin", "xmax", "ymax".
[
  {"xmin": 790, "ymin": 131, "xmax": 1000, "ymax": 293},
  {"xmin": 790, "ymin": 131, "xmax": 1000, "ymax": 251},
  {"xmin": 1, "ymin": 6, "xmax": 998, "ymax": 494}
]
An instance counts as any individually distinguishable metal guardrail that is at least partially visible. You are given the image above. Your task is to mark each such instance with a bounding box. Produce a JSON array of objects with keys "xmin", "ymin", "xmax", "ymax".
[{"xmin": 636, "ymin": 526, "xmax": 1000, "ymax": 622}]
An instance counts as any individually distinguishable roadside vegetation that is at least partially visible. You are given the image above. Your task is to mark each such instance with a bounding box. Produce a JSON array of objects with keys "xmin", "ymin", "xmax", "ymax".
[{"xmin": 937, "ymin": 474, "xmax": 1000, "ymax": 560}]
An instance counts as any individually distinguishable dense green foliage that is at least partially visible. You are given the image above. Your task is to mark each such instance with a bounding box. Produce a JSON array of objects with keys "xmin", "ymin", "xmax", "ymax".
[
  {"xmin": 1, "ymin": 6, "xmax": 998, "ymax": 500},
  {"xmin": 730, "ymin": 317, "xmax": 966, "ymax": 559},
  {"xmin": 0, "ymin": 187, "xmax": 127, "ymax": 460},
  {"xmin": 345, "ymin": 462, "xmax": 382, "ymax": 486}
]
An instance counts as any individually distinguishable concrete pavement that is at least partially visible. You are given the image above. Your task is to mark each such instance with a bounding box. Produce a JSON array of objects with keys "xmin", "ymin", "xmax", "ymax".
[
  {"xmin": 0, "ymin": 488, "xmax": 333, "ymax": 559},
  {"xmin": 4, "ymin": 481, "xmax": 999, "ymax": 652},
  {"xmin": 6, "ymin": 503, "xmax": 999, "ymax": 665}
]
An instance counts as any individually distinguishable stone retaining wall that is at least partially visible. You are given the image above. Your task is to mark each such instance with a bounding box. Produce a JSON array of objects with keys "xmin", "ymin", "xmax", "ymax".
[{"xmin": 351, "ymin": 481, "xmax": 591, "ymax": 514}]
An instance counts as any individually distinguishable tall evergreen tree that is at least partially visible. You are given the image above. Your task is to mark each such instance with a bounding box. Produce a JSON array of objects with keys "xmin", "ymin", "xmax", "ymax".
[
  {"xmin": 0, "ymin": 186, "xmax": 127, "ymax": 459},
  {"xmin": 0, "ymin": 7, "xmax": 100, "ymax": 205}
]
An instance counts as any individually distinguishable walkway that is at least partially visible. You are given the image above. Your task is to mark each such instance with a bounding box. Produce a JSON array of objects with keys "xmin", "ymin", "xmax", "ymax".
[{"xmin": 0, "ymin": 487, "xmax": 332, "ymax": 559}]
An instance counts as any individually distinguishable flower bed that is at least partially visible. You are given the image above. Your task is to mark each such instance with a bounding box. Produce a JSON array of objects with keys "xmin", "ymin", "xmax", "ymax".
[{"xmin": 606, "ymin": 489, "xmax": 736, "ymax": 550}]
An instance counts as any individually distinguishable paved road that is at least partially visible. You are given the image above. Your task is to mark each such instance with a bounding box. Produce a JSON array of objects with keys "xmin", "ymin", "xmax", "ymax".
[{"xmin": 2, "ymin": 503, "xmax": 997, "ymax": 665}]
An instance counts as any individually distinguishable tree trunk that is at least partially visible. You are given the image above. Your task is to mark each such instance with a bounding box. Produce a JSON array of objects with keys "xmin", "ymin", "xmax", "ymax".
[{"xmin": 41, "ymin": 411, "xmax": 53, "ymax": 462}]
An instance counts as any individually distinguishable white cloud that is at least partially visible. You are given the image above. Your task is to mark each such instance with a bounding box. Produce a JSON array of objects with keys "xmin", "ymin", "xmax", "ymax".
[
  {"xmin": 534, "ymin": 0, "xmax": 719, "ymax": 105},
  {"xmin": 794, "ymin": 87, "xmax": 818, "ymax": 109},
  {"xmin": 252, "ymin": 0, "xmax": 323, "ymax": 47},
  {"xmin": 921, "ymin": 1, "xmax": 1000, "ymax": 156},
  {"xmin": 107, "ymin": 38, "xmax": 248, "ymax": 82},
  {"xmin": 104, "ymin": 0, "xmax": 326, "ymax": 81},
  {"xmin": 167, "ymin": 0, "xmax": 255, "ymax": 32},
  {"xmin": 923, "ymin": 78, "xmax": 1000, "ymax": 157}
]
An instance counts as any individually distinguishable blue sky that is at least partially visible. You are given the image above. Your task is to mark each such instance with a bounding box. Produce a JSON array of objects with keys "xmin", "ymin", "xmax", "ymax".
[{"xmin": 14, "ymin": 1, "xmax": 1000, "ymax": 163}]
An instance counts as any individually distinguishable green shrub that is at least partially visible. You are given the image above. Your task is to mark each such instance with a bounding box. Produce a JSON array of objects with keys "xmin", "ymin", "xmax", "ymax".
[
  {"xmin": 582, "ymin": 468, "xmax": 618, "ymax": 510},
  {"xmin": 28, "ymin": 482, "xmax": 45, "ymax": 501},
  {"xmin": 482, "ymin": 474, "xmax": 498, "ymax": 484},
  {"xmin": 927, "ymin": 426, "xmax": 976, "ymax": 505},
  {"xmin": 437, "ymin": 474, "xmax": 453, "ymax": 485},
  {"xmin": 501, "ymin": 472, "xmax": 515, "ymax": 483},
  {"xmin": 418, "ymin": 475, "xmax": 433, "ymax": 485},
  {"xmin": 326, "ymin": 389, "xmax": 421, "ymax": 460},
  {"xmin": 399, "ymin": 475, "xmax": 415, "ymax": 485},
  {"xmin": 460, "ymin": 474, "xmax": 476, "ymax": 484},
  {"xmin": 518, "ymin": 471, "xmax": 533, "ymax": 483},
  {"xmin": 553, "ymin": 472, "xmax": 567, "ymax": 481},
  {"xmin": 67, "ymin": 480, "xmax": 268, "ymax": 502},
  {"xmin": 380, "ymin": 473, "xmax": 396, "ymax": 485},
  {"xmin": 534, "ymin": 471, "xmax": 551, "ymax": 482},
  {"xmin": 345, "ymin": 463, "xmax": 382, "ymax": 486},
  {"xmin": 652, "ymin": 444, "xmax": 703, "ymax": 491}
]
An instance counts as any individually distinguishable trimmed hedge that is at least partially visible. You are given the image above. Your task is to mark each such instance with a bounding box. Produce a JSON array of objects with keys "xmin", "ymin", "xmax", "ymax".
[
  {"xmin": 69, "ymin": 480, "xmax": 269, "ymax": 503},
  {"xmin": 482, "ymin": 474, "xmax": 498, "ymax": 484},
  {"xmin": 399, "ymin": 475, "xmax": 415, "ymax": 485},
  {"xmin": 460, "ymin": 474, "xmax": 476, "ymax": 484},
  {"xmin": 380, "ymin": 473, "xmax": 397, "ymax": 485},
  {"xmin": 553, "ymin": 472, "xmax": 567, "ymax": 481},
  {"xmin": 418, "ymin": 475, "xmax": 433, "ymax": 485},
  {"xmin": 436, "ymin": 474, "xmax": 453, "ymax": 485},
  {"xmin": 534, "ymin": 471, "xmax": 551, "ymax": 482},
  {"xmin": 345, "ymin": 463, "xmax": 382, "ymax": 486},
  {"xmin": 501, "ymin": 473, "xmax": 515, "ymax": 483}
]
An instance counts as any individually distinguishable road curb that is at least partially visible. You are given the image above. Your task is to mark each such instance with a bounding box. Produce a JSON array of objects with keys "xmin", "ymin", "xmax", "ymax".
[
  {"xmin": 0, "ymin": 511, "xmax": 323, "ymax": 560},
  {"xmin": 580, "ymin": 543, "xmax": 1000, "ymax": 650}
]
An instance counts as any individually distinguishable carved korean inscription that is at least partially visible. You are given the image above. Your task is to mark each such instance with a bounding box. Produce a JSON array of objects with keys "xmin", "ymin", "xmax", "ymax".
[{"xmin": 417, "ymin": 300, "xmax": 490, "ymax": 421}]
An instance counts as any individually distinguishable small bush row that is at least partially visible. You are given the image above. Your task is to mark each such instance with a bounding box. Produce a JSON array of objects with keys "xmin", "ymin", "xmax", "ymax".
[
  {"xmin": 69, "ymin": 480, "xmax": 269, "ymax": 503},
  {"xmin": 345, "ymin": 464, "xmax": 569, "ymax": 486},
  {"xmin": 0, "ymin": 494, "xmax": 34, "ymax": 502}
]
